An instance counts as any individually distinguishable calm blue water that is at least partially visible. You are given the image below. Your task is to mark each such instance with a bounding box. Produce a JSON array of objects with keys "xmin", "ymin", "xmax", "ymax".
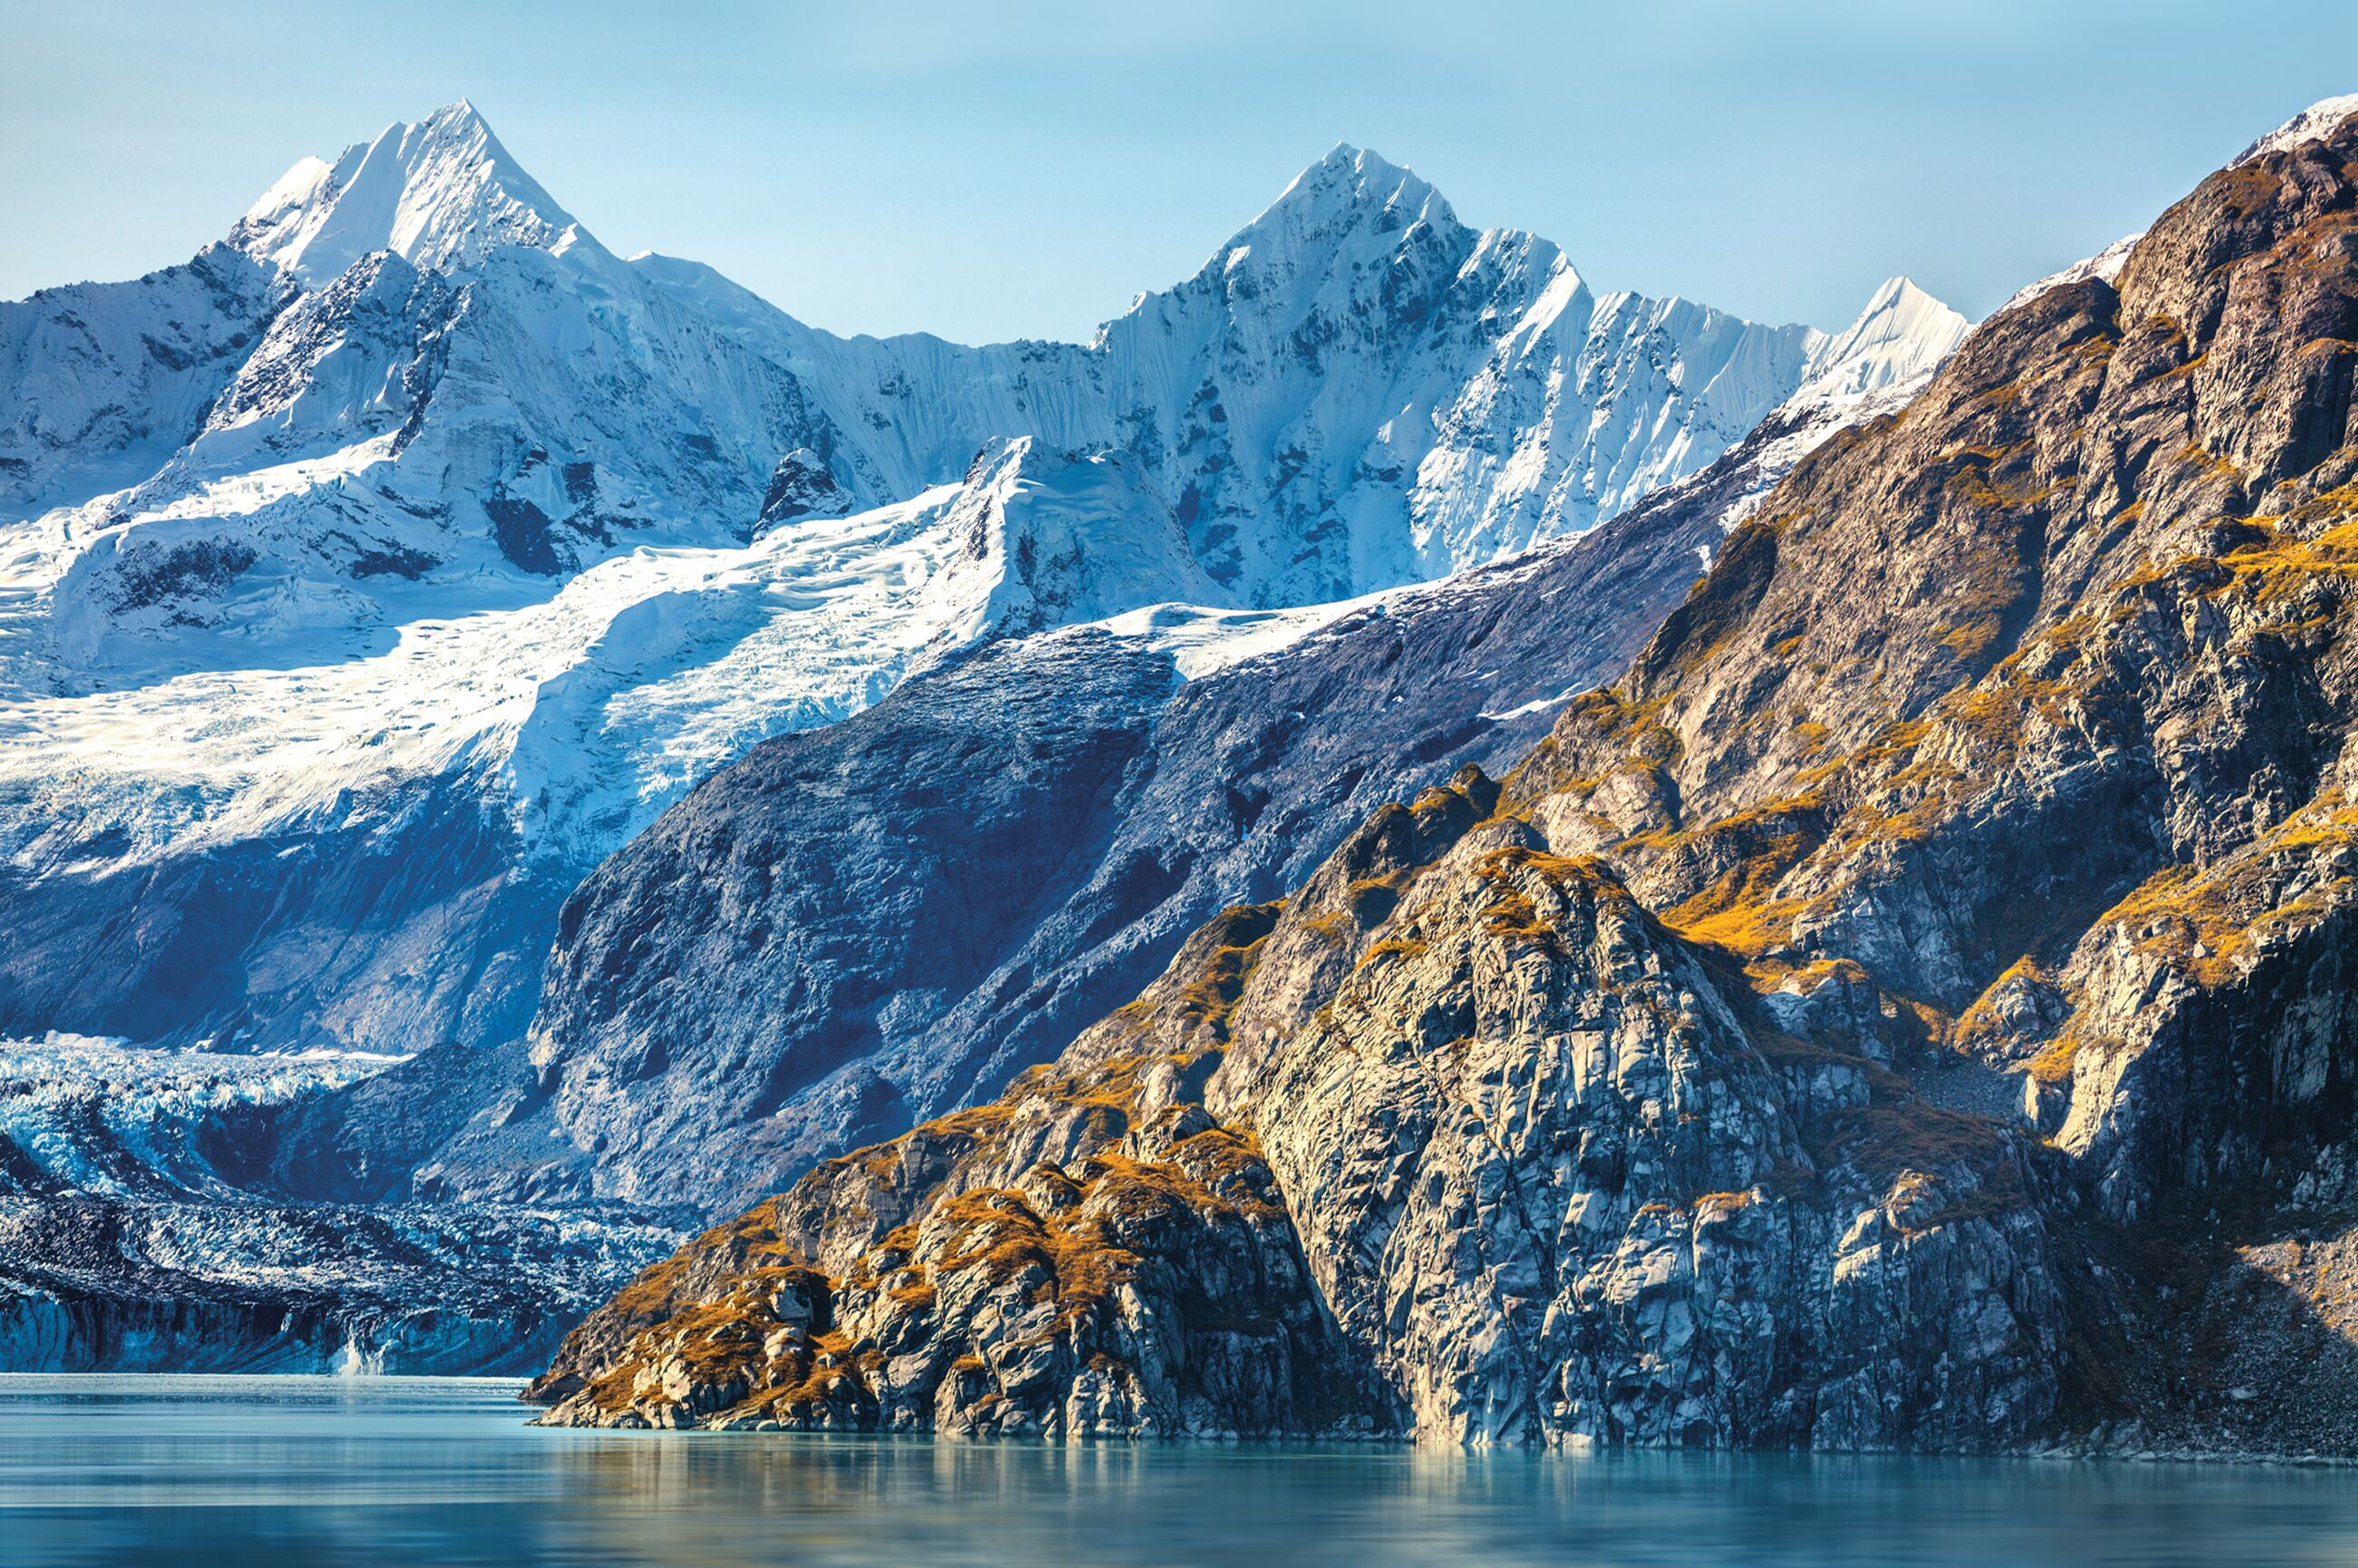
[{"xmin": 1, "ymin": 1376, "xmax": 2353, "ymax": 1566}]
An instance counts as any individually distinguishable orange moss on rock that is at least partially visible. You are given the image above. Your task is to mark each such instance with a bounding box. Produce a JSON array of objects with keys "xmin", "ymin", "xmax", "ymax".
[
  {"xmin": 2090, "ymin": 794, "xmax": 2358, "ymax": 989},
  {"xmin": 1173, "ymin": 901, "xmax": 1283, "ymax": 1042}
]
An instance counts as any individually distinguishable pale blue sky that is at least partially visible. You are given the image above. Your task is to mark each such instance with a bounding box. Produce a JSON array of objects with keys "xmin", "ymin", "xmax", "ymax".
[{"xmin": 4, "ymin": 0, "xmax": 2354, "ymax": 340}]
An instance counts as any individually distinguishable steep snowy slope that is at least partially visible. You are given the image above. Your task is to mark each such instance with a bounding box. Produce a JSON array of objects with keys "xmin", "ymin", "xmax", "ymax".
[
  {"xmin": 664, "ymin": 147, "xmax": 1966, "ymax": 604},
  {"xmin": 0, "ymin": 439, "xmax": 1292, "ymax": 1061},
  {"xmin": 229, "ymin": 100, "xmax": 579, "ymax": 284},
  {"xmin": 0, "ymin": 248, "xmax": 284, "ymax": 521},
  {"xmin": 1789, "ymin": 277, "xmax": 1969, "ymax": 406}
]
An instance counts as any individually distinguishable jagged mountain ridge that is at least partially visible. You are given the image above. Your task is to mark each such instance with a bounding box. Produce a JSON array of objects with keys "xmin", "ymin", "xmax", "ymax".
[
  {"xmin": 4, "ymin": 106, "xmax": 1964, "ymax": 664},
  {"xmin": 531, "ymin": 97, "xmax": 2358, "ymax": 1456}
]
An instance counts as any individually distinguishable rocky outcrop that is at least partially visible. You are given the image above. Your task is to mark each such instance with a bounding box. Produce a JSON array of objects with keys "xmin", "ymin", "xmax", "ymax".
[
  {"xmin": 1202, "ymin": 820, "xmax": 2063, "ymax": 1450},
  {"xmin": 531, "ymin": 108, "xmax": 2358, "ymax": 1454},
  {"xmin": 755, "ymin": 447, "xmax": 850, "ymax": 535},
  {"xmin": 428, "ymin": 634, "xmax": 1185, "ymax": 1209},
  {"xmin": 528, "ymin": 1027, "xmax": 1378, "ymax": 1436},
  {"xmin": 535, "ymin": 772, "xmax": 2064, "ymax": 1446}
]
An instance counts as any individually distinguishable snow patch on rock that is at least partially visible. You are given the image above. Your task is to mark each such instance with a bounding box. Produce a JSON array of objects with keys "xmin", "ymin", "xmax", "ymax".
[{"xmin": 2233, "ymin": 93, "xmax": 2358, "ymax": 168}]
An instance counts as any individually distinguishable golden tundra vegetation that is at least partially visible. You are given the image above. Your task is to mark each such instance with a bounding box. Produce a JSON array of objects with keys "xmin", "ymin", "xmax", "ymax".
[{"xmin": 532, "ymin": 117, "xmax": 2358, "ymax": 1450}]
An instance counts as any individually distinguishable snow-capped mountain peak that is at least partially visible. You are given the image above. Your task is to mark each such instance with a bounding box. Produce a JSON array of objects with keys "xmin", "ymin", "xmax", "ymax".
[
  {"xmin": 0, "ymin": 109, "xmax": 1976, "ymax": 1008},
  {"xmin": 1193, "ymin": 143, "xmax": 1463, "ymax": 298},
  {"xmin": 5, "ymin": 114, "xmax": 1976, "ymax": 669},
  {"xmin": 1684, "ymin": 275, "xmax": 1973, "ymax": 540},
  {"xmin": 229, "ymin": 100, "xmax": 582, "ymax": 284},
  {"xmin": 1792, "ymin": 275, "xmax": 1972, "ymax": 409},
  {"xmin": 1272, "ymin": 142, "xmax": 1453, "ymax": 227}
]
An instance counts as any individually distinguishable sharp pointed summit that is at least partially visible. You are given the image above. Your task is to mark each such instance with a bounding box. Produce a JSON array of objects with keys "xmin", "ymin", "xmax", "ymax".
[
  {"xmin": 1274, "ymin": 143, "xmax": 1440, "ymax": 209},
  {"xmin": 229, "ymin": 100, "xmax": 584, "ymax": 284},
  {"xmin": 1793, "ymin": 274, "xmax": 1973, "ymax": 408},
  {"xmin": 1201, "ymin": 143, "xmax": 1462, "ymax": 284}
]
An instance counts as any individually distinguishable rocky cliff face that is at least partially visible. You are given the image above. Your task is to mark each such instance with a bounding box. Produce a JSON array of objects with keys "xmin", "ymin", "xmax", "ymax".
[
  {"xmin": 534, "ymin": 771, "xmax": 2064, "ymax": 1446},
  {"xmin": 523, "ymin": 1042, "xmax": 1375, "ymax": 1437},
  {"xmin": 1197, "ymin": 814, "xmax": 2064, "ymax": 1450},
  {"xmin": 429, "ymin": 633, "xmax": 1184, "ymax": 1208},
  {"xmin": 532, "ymin": 107, "xmax": 2358, "ymax": 1453}
]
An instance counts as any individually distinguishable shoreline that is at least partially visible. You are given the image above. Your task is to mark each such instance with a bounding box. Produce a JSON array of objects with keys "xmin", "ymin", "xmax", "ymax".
[{"xmin": 3, "ymin": 1369, "xmax": 2353, "ymax": 1466}]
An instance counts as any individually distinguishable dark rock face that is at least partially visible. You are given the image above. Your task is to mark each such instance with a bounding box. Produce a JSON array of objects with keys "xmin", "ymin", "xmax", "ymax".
[
  {"xmin": 527, "ymin": 1058, "xmax": 1374, "ymax": 1437},
  {"xmin": 532, "ymin": 118, "xmax": 2358, "ymax": 1454},
  {"xmin": 103, "ymin": 537, "xmax": 260, "ymax": 612},
  {"xmin": 458, "ymin": 411, "xmax": 1782, "ymax": 1213},
  {"xmin": 0, "ymin": 775, "xmax": 548, "ymax": 1086},
  {"xmin": 755, "ymin": 447, "xmax": 850, "ymax": 535},
  {"xmin": 485, "ymin": 495, "xmax": 564, "ymax": 574},
  {"xmin": 427, "ymin": 635, "xmax": 1184, "ymax": 1208}
]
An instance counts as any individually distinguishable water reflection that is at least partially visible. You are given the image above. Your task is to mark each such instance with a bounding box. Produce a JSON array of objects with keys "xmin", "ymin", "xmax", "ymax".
[{"xmin": 2, "ymin": 1376, "xmax": 2353, "ymax": 1567}]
